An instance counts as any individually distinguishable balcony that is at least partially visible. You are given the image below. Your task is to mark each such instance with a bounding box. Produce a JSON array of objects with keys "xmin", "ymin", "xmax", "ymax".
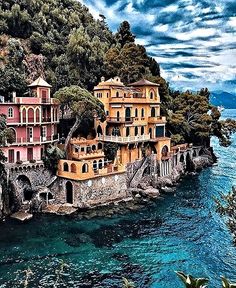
[
  {"xmin": 106, "ymin": 117, "xmax": 134, "ymax": 124},
  {"xmin": 6, "ymin": 134, "xmax": 59, "ymax": 146},
  {"xmin": 98, "ymin": 134, "xmax": 150, "ymax": 144},
  {"xmin": 72, "ymin": 150, "xmax": 105, "ymax": 160},
  {"xmin": 148, "ymin": 116, "xmax": 166, "ymax": 124}
]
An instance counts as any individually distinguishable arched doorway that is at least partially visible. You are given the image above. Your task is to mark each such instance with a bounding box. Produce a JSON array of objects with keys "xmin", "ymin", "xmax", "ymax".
[
  {"xmin": 125, "ymin": 107, "xmax": 131, "ymax": 121},
  {"xmin": 16, "ymin": 175, "xmax": 33, "ymax": 201},
  {"xmin": 97, "ymin": 125, "xmax": 103, "ymax": 136},
  {"xmin": 66, "ymin": 181, "xmax": 73, "ymax": 204}
]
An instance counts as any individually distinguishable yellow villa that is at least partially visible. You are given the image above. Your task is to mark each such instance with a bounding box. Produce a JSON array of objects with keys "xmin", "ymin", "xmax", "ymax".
[{"xmin": 94, "ymin": 77, "xmax": 171, "ymax": 165}]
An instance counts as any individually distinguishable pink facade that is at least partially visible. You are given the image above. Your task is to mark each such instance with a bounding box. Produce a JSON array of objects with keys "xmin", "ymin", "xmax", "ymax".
[{"xmin": 0, "ymin": 78, "xmax": 60, "ymax": 163}]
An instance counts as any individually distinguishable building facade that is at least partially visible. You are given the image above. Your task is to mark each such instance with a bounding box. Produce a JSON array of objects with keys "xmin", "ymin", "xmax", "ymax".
[
  {"xmin": 93, "ymin": 77, "xmax": 171, "ymax": 172},
  {"xmin": 0, "ymin": 77, "xmax": 59, "ymax": 163}
]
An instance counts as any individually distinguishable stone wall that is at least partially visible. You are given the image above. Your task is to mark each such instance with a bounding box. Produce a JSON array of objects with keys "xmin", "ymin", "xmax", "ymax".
[{"xmin": 51, "ymin": 172, "xmax": 128, "ymax": 207}]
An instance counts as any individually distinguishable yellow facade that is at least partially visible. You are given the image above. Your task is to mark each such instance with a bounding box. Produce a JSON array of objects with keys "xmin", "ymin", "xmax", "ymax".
[
  {"xmin": 58, "ymin": 77, "xmax": 172, "ymax": 182},
  {"xmin": 94, "ymin": 77, "xmax": 171, "ymax": 166}
]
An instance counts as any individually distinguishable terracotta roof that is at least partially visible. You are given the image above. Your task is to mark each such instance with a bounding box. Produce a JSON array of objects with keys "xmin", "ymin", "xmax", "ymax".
[
  {"xmin": 98, "ymin": 77, "xmax": 125, "ymax": 87},
  {"xmin": 28, "ymin": 77, "xmax": 52, "ymax": 88},
  {"xmin": 128, "ymin": 79, "xmax": 159, "ymax": 87}
]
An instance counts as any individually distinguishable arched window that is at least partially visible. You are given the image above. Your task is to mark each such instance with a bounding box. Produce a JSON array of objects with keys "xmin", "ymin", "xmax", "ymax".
[
  {"xmin": 151, "ymin": 107, "xmax": 155, "ymax": 117},
  {"xmin": 82, "ymin": 163, "xmax": 89, "ymax": 173},
  {"xmin": 117, "ymin": 111, "xmax": 120, "ymax": 121},
  {"xmin": 125, "ymin": 107, "xmax": 131, "ymax": 121},
  {"xmin": 150, "ymin": 91, "xmax": 154, "ymax": 99},
  {"xmin": 63, "ymin": 162, "xmax": 69, "ymax": 172},
  {"xmin": 22, "ymin": 108, "xmax": 27, "ymax": 123},
  {"xmin": 9, "ymin": 128, "xmax": 16, "ymax": 143},
  {"xmin": 8, "ymin": 107, "xmax": 13, "ymax": 118},
  {"xmin": 141, "ymin": 126, "xmax": 144, "ymax": 135},
  {"xmin": 135, "ymin": 126, "xmax": 138, "ymax": 136},
  {"xmin": 71, "ymin": 163, "xmax": 76, "ymax": 173},
  {"xmin": 126, "ymin": 127, "xmax": 130, "ymax": 137},
  {"xmin": 92, "ymin": 145, "xmax": 96, "ymax": 151},
  {"xmin": 97, "ymin": 125, "xmax": 103, "ymax": 136},
  {"xmin": 116, "ymin": 91, "xmax": 119, "ymax": 97},
  {"xmin": 112, "ymin": 127, "xmax": 120, "ymax": 136},
  {"xmin": 35, "ymin": 108, "xmax": 40, "ymax": 123},
  {"xmin": 93, "ymin": 160, "xmax": 98, "ymax": 171},
  {"xmin": 98, "ymin": 159, "xmax": 103, "ymax": 169},
  {"xmin": 135, "ymin": 108, "xmax": 138, "ymax": 118},
  {"xmin": 28, "ymin": 108, "xmax": 34, "ymax": 123},
  {"xmin": 149, "ymin": 128, "xmax": 152, "ymax": 138},
  {"xmin": 141, "ymin": 108, "xmax": 145, "ymax": 118},
  {"xmin": 161, "ymin": 145, "xmax": 169, "ymax": 157},
  {"xmin": 98, "ymin": 142, "xmax": 103, "ymax": 150}
]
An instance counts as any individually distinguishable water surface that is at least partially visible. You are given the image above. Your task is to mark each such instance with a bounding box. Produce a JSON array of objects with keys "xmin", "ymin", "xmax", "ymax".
[{"xmin": 0, "ymin": 109, "xmax": 236, "ymax": 287}]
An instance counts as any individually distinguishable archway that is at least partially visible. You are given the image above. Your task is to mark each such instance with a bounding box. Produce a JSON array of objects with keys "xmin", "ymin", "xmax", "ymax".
[
  {"xmin": 98, "ymin": 159, "xmax": 103, "ymax": 169},
  {"xmin": 116, "ymin": 111, "xmax": 120, "ymax": 121},
  {"xmin": 161, "ymin": 145, "xmax": 169, "ymax": 157},
  {"xmin": 125, "ymin": 107, "xmax": 131, "ymax": 121},
  {"xmin": 93, "ymin": 160, "xmax": 98, "ymax": 171},
  {"xmin": 97, "ymin": 125, "xmax": 103, "ymax": 136},
  {"xmin": 186, "ymin": 152, "xmax": 194, "ymax": 172},
  {"xmin": 16, "ymin": 175, "xmax": 33, "ymax": 201},
  {"xmin": 82, "ymin": 163, "xmax": 89, "ymax": 173},
  {"xmin": 63, "ymin": 162, "xmax": 69, "ymax": 172},
  {"xmin": 193, "ymin": 150, "xmax": 197, "ymax": 158},
  {"xmin": 66, "ymin": 181, "xmax": 73, "ymax": 204},
  {"xmin": 98, "ymin": 142, "xmax": 103, "ymax": 150}
]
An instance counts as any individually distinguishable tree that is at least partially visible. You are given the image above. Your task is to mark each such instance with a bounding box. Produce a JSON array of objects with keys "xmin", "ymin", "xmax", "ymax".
[
  {"xmin": 42, "ymin": 144, "xmax": 65, "ymax": 174},
  {"xmin": 115, "ymin": 21, "xmax": 135, "ymax": 48},
  {"xmin": 54, "ymin": 86, "xmax": 105, "ymax": 158}
]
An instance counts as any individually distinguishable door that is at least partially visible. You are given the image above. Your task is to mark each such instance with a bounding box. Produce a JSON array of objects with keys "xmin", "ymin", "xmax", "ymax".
[
  {"xmin": 66, "ymin": 181, "xmax": 73, "ymax": 204},
  {"xmin": 16, "ymin": 151, "xmax": 20, "ymax": 162},
  {"xmin": 8, "ymin": 149, "xmax": 14, "ymax": 163},
  {"xmin": 27, "ymin": 127, "xmax": 33, "ymax": 142},
  {"xmin": 27, "ymin": 148, "xmax": 33, "ymax": 161}
]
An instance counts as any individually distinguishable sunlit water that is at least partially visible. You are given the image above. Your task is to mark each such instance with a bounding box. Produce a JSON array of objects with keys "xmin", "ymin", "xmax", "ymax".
[{"xmin": 1, "ymin": 110, "xmax": 236, "ymax": 287}]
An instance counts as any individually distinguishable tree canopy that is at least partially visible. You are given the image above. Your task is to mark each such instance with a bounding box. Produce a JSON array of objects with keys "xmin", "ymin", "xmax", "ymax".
[{"xmin": 54, "ymin": 85, "xmax": 105, "ymax": 157}]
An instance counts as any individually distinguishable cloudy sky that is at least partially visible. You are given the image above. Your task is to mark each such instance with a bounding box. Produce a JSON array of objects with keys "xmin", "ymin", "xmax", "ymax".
[{"xmin": 80, "ymin": 0, "xmax": 236, "ymax": 93}]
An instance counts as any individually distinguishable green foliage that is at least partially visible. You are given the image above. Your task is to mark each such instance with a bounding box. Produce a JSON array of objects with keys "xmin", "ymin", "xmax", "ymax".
[
  {"xmin": 104, "ymin": 143, "xmax": 119, "ymax": 161},
  {"xmin": 115, "ymin": 21, "xmax": 135, "ymax": 48},
  {"xmin": 54, "ymin": 85, "xmax": 105, "ymax": 156},
  {"xmin": 0, "ymin": 114, "xmax": 14, "ymax": 146},
  {"xmin": 176, "ymin": 271, "xmax": 209, "ymax": 288},
  {"xmin": 42, "ymin": 144, "xmax": 65, "ymax": 174}
]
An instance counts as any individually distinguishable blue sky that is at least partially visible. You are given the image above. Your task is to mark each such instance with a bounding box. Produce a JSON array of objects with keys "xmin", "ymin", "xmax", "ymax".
[{"xmin": 80, "ymin": 0, "xmax": 236, "ymax": 93}]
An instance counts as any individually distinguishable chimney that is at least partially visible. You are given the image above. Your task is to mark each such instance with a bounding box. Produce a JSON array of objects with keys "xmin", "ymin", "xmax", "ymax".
[
  {"xmin": 12, "ymin": 91, "xmax": 16, "ymax": 102},
  {"xmin": 101, "ymin": 76, "xmax": 105, "ymax": 82}
]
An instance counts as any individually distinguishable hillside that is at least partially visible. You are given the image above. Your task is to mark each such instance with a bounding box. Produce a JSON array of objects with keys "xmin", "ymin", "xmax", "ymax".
[
  {"xmin": 0, "ymin": 0, "xmax": 160, "ymax": 97},
  {"xmin": 210, "ymin": 91, "xmax": 236, "ymax": 109}
]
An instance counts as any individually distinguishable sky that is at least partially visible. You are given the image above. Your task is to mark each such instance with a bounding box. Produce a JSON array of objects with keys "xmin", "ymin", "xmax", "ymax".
[{"xmin": 80, "ymin": 0, "xmax": 236, "ymax": 93}]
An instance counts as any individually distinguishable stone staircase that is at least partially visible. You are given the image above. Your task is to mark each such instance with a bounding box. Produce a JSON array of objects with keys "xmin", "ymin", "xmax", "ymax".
[{"xmin": 129, "ymin": 157, "xmax": 151, "ymax": 188}]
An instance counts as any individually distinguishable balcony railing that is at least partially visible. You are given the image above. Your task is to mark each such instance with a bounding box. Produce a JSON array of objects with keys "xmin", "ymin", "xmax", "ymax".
[
  {"xmin": 98, "ymin": 134, "xmax": 150, "ymax": 143},
  {"xmin": 7, "ymin": 134, "xmax": 59, "ymax": 145},
  {"xmin": 106, "ymin": 117, "xmax": 134, "ymax": 124},
  {"xmin": 148, "ymin": 116, "xmax": 166, "ymax": 124}
]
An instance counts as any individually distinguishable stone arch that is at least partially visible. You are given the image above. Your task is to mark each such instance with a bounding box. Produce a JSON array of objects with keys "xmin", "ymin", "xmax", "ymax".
[
  {"xmin": 66, "ymin": 181, "xmax": 73, "ymax": 204},
  {"xmin": 186, "ymin": 152, "xmax": 194, "ymax": 172},
  {"xmin": 82, "ymin": 163, "xmax": 89, "ymax": 173},
  {"xmin": 92, "ymin": 144, "xmax": 96, "ymax": 151},
  {"xmin": 97, "ymin": 125, "xmax": 103, "ymax": 136},
  {"xmin": 71, "ymin": 163, "xmax": 77, "ymax": 173},
  {"xmin": 161, "ymin": 145, "xmax": 169, "ymax": 157},
  {"xmin": 63, "ymin": 162, "xmax": 69, "ymax": 172},
  {"xmin": 16, "ymin": 175, "xmax": 33, "ymax": 201}
]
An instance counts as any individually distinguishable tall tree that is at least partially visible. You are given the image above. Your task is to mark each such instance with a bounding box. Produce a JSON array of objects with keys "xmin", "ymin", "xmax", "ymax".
[
  {"xmin": 54, "ymin": 86, "xmax": 105, "ymax": 157},
  {"xmin": 115, "ymin": 21, "xmax": 135, "ymax": 48}
]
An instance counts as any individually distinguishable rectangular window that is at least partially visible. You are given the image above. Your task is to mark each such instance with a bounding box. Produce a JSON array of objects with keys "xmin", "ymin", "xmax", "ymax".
[
  {"xmin": 42, "ymin": 126, "xmax": 46, "ymax": 138},
  {"xmin": 27, "ymin": 148, "xmax": 33, "ymax": 161},
  {"xmin": 27, "ymin": 127, "xmax": 33, "ymax": 142},
  {"xmin": 155, "ymin": 126, "xmax": 165, "ymax": 137}
]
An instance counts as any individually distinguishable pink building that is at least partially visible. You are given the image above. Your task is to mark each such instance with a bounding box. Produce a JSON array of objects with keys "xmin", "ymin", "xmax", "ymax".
[{"xmin": 0, "ymin": 77, "xmax": 60, "ymax": 163}]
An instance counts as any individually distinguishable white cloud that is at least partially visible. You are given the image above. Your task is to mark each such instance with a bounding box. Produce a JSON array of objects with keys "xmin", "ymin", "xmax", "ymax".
[
  {"xmin": 161, "ymin": 5, "xmax": 179, "ymax": 13},
  {"xmin": 154, "ymin": 24, "xmax": 169, "ymax": 33}
]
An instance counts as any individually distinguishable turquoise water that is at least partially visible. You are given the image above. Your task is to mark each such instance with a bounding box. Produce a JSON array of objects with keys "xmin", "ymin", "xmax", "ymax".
[{"xmin": 1, "ymin": 110, "xmax": 236, "ymax": 287}]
